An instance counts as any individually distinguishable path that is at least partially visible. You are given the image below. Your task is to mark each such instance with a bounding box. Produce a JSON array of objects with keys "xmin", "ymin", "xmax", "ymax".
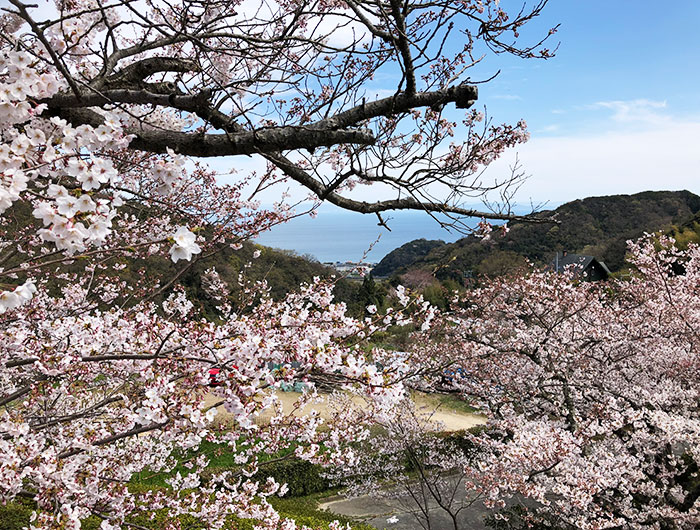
[
  {"xmin": 318, "ymin": 476, "xmax": 497, "ymax": 530},
  {"xmin": 205, "ymin": 390, "xmax": 486, "ymax": 432}
]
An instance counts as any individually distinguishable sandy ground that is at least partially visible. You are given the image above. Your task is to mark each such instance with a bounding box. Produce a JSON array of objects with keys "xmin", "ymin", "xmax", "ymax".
[{"xmin": 204, "ymin": 390, "xmax": 486, "ymax": 432}]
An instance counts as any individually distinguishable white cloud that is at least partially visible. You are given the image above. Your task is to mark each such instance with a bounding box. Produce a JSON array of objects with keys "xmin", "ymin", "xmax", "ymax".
[
  {"xmin": 490, "ymin": 119, "xmax": 700, "ymax": 204},
  {"xmin": 305, "ymin": 7, "xmax": 374, "ymax": 50},
  {"xmin": 588, "ymin": 98, "xmax": 669, "ymax": 124},
  {"xmin": 208, "ymin": 111, "xmax": 700, "ymax": 212},
  {"xmin": 492, "ymin": 94, "xmax": 522, "ymax": 101}
]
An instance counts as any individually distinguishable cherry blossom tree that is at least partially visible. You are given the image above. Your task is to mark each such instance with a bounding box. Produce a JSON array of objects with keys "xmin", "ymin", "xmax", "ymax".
[
  {"xmin": 0, "ymin": 0, "xmax": 559, "ymax": 528},
  {"xmin": 1, "ymin": 0, "xmax": 558, "ymax": 229},
  {"xmin": 328, "ymin": 396, "xmax": 479, "ymax": 530},
  {"xmin": 419, "ymin": 237, "xmax": 700, "ymax": 529}
]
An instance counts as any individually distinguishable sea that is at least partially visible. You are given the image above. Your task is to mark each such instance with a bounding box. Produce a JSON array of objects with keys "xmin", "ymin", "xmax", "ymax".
[{"xmin": 254, "ymin": 205, "xmax": 485, "ymax": 263}]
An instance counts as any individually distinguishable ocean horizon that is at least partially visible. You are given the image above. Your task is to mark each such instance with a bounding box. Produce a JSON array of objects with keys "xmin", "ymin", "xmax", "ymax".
[{"xmin": 253, "ymin": 205, "xmax": 533, "ymax": 263}]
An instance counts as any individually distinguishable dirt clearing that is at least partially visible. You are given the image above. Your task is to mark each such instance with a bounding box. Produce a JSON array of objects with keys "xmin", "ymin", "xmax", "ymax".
[{"xmin": 204, "ymin": 390, "xmax": 485, "ymax": 432}]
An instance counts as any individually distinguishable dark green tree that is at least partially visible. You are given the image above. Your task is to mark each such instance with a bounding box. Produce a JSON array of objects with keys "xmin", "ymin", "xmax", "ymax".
[{"xmin": 357, "ymin": 274, "xmax": 384, "ymax": 314}]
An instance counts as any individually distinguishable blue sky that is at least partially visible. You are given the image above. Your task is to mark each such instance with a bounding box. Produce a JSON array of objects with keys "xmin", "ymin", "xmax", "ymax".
[
  {"xmin": 457, "ymin": 1, "xmax": 700, "ymax": 205},
  {"xmin": 13, "ymin": 0, "xmax": 700, "ymax": 209},
  {"xmin": 477, "ymin": 1, "xmax": 700, "ymax": 134},
  {"xmin": 215, "ymin": 1, "xmax": 700, "ymax": 259}
]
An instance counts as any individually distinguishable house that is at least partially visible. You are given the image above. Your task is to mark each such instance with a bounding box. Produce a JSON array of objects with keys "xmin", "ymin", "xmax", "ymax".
[{"xmin": 552, "ymin": 251, "xmax": 611, "ymax": 281}]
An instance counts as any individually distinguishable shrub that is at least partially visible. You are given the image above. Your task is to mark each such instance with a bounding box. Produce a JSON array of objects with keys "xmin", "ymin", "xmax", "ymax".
[{"xmin": 253, "ymin": 459, "xmax": 330, "ymax": 497}]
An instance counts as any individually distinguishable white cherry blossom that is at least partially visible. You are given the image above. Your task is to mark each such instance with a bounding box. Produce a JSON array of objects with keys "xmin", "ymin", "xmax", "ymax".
[{"xmin": 169, "ymin": 226, "xmax": 202, "ymax": 262}]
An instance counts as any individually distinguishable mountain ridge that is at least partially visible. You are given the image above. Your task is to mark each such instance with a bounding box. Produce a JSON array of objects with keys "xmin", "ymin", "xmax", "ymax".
[{"xmin": 373, "ymin": 190, "xmax": 700, "ymax": 280}]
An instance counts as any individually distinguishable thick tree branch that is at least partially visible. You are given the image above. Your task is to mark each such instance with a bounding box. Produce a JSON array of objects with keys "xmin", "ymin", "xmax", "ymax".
[
  {"xmin": 313, "ymin": 84, "xmax": 478, "ymax": 129},
  {"xmin": 103, "ymin": 57, "xmax": 199, "ymax": 87},
  {"xmin": 32, "ymin": 396, "xmax": 124, "ymax": 430},
  {"xmin": 130, "ymin": 127, "xmax": 375, "ymax": 156},
  {"xmin": 389, "ymin": 0, "xmax": 417, "ymax": 94},
  {"xmin": 45, "ymin": 84, "xmax": 477, "ymax": 157},
  {"xmin": 57, "ymin": 420, "xmax": 170, "ymax": 459},
  {"xmin": 45, "ymin": 89, "xmax": 211, "ymax": 110},
  {"xmin": 47, "ymin": 107, "xmax": 375, "ymax": 156},
  {"xmin": 264, "ymin": 151, "xmax": 554, "ymax": 223},
  {"xmin": 0, "ymin": 381, "xmax": 44, "ymax": 407}
]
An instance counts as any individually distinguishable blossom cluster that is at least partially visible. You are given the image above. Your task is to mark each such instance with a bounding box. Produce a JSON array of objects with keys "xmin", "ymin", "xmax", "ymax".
[
  {"xmin": 428, "ymin": 236, "xmax": 700, "ymax": 529},
  {"xmin": 0, "ymin": 274, "xmax": 433, "ymax": 529},
  {"xmin": 0, "ymin": 280, "xmax": 36, "ymax": 313}
]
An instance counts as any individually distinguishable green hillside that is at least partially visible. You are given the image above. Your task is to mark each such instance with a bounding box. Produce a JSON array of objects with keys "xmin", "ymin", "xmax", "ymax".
[
  {"xmin": 374, "ymin": 190, "xmax": 700, "ymax": 281},
  {"xmin": 132, "ymin": 241, "xmax": 365, "ymax": 318},
  {"xmin": 371, "ymin": 239, "xmax": 447, "ymax": 277}
]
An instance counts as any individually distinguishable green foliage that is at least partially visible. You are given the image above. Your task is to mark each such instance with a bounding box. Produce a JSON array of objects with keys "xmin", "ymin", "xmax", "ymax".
[
  {"xmin": 356, "ymin": 274, "xmax": 386, "ymax": 315},
  {"xmin": 437, "ymin": 427, "xmax": 484, "ymax": 459},
  {"xmin": 476, "ymin": 250, "xmax": 529, "ymax": 278},
  {"xmin": 372, "ymin": 238, "xmax": 446, "ymax": 277},
  {"xmin": 97, "ymin": 238, "xmax": 364, "ymax": 319},
  {"xmin": 106, "ymin": 486, "xmax": 372, "ymax": 530},
  {"xmin": 374, "ymin": 191, "xmax": 700, "ymax": 281},
  {"xmin": 0, "ymin": 442, "xmax": 365, "ymax": 530},
  {"xmin": 0, "ymin": 204, "xmax": 365, "ymax": 318},
  {"xmin": 675, "ymin": 454, "xmax": 700, "ymax": 513},
  {"xmin": 0, "ymin": 497, "xmax": 34, "ymax": 530},
  {"xmin": 0, "ymin": 488, "xmax": 208, "ymax": 530},
  {"xmin": 132, "ymin": 439, "xmax": 329, "ymax": 499},
  {"xmin": 672, "ymin": 226, "xmax": 700, "ymax": 249},
  {"xmin": 421, "ymin": 283, "xmax": 449, "ymax": 309},
  {"xmin": 252, "ymin": 459, "xmax": 330, "ymax": 497},
  {"xmin": 368, "ymin": 322, "xmax": 417, "ymax": 351},
  {"xmin": 82, "ymin": 509, "xmax": 206, "ymax": 530},
  {"xmin": 221, "ymin": 494, "xmax": 377, "ymax": 530},
  {"xmin": 194, "ymin": 243, "xmax": 367, "ymax": 318},
  {"xmin": 667, "ymin": 213, "xmax": 700, "ymax": 250}
]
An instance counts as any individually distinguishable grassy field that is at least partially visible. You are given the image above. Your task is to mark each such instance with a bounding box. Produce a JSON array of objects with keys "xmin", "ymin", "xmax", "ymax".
[
  {"xmin": 0, "ymin": 478, "xmax": 373, "ymax": 530},
  {"xmin": 413, "ymin": 390, "xmax": 480, "ymax": 415}
]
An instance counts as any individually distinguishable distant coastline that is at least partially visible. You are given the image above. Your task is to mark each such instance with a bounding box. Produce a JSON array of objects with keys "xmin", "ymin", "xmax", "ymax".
[{"xmin": 254, "ymin": 205, "xmax": 529, "ymax": 263}]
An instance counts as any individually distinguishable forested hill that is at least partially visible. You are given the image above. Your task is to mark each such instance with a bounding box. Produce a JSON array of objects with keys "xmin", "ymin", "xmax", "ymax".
[
  {"xmin": 374, "ymin": 190, "xmax": 700, "ymax": 279},
  {"xmin": 157, "ymin": 242, "xmax": 364, "ymax": 317},
  {"xmin": 371, "ymin": 239, "xmax": 446, "ymax": 277}
]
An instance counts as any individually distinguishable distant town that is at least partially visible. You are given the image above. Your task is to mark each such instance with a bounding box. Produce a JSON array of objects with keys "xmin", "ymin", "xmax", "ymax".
[{"xmin": 323, "ymin": 261, "xmax": 377, "ymax": 278}]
